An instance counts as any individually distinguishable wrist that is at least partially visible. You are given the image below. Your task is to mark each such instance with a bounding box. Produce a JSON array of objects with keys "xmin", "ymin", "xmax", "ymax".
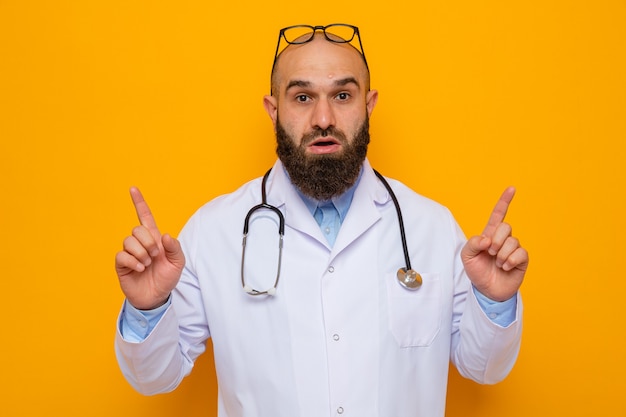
[
  {"xmin": 133, "ymin": 294, "xmax": 171, "ymax": 311},
  {"xmin": 473, "ymin": 286, "xmax": 516, "ymax": 303}
]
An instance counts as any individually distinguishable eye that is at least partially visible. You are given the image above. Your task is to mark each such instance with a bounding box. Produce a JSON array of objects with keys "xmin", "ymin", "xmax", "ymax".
[
  {"xmin": 295, "ymin": 94, "xmax": 310, "ymax": 103},
  {"xmin": 336, "ymin": 92, "xmax": 350, "ymax": 101}
]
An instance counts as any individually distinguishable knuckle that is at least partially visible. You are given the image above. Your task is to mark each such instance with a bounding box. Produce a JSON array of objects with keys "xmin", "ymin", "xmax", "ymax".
[
  {"xmin": 114, "ymin": 251, "xmax": 125, "ymax": 264},
  {"xmin": 115, "ymin": 250, "xmax": 135, "ymax": 269},
  {"xmin": 516, "ymin": 247, "xmax": 529, "ymax": 263},
  {"xmin": 131, "ymin": 225, "xmax": 145, "ymax": 237},
  {"xmin": 506, "ymin": 247, "xmax": 528, "ymax": 266},
  {"xmin": 122, "ymin": 235, "xmax": 135, "ymax": 249}
]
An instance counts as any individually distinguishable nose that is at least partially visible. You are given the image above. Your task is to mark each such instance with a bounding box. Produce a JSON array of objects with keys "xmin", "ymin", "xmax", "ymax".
[{"xmin": 310, "ymin": 99, "xmax": 336, "ymax": 132}]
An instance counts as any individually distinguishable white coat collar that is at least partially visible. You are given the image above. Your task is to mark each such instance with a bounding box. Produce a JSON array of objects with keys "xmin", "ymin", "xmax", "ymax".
[{"xmin": 265, "ymin": 158, "xmax": 392, "ymax": 256}]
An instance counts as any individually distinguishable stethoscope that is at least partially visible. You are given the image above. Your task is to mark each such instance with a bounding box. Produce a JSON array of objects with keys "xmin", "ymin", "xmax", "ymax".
[{"xmin": 241, "ymin": 168, "xmax": 422, "ymax": 296}]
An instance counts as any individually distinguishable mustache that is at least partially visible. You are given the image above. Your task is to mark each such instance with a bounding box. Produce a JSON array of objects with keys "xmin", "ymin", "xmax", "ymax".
[{"xmin": 300, "ymin": 127, "xmax": 347, "ymax": 147}]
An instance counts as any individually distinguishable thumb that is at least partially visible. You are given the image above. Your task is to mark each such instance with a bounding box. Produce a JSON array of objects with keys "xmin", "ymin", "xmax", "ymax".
[
  {"xmin": 161, "ymin": 234, "xmax": 185, "ymax": 268},
  {"xmin": 462, "ymin": 235, "xmax": 491, "ymax": 260}
]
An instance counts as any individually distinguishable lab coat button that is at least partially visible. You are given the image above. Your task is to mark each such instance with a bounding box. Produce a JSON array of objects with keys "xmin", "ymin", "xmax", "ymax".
[
  {"xmin": 333, "ymin": 334, "xmax": 340, "ymax": 341},
  {"xmin": 337, "ymin": 407, "xmax": 344, "ymax": 414},
  {"xmin": 328, "ymin": 266, "xmax": 335, "ymax": 273}
]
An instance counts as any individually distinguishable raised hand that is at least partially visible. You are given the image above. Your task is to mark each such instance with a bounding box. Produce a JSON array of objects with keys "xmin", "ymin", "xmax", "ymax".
[
  {"xmin": 461, "ymin": 187, "xmax": 529, "ymax": 302},
  {"xmin": 115, "ymin": 187, "xmax": 185, "ymax": 310}
]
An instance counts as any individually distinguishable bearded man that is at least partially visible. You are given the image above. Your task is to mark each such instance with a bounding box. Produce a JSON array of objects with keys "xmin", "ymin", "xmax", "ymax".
[{"xmin": 114, "ymin": 24, "xmax": 528, "ymax": 417}]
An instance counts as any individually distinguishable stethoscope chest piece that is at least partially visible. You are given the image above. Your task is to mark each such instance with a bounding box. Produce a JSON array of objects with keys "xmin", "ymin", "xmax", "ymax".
[{"xmin": 397, "ymin": 268, "xmax": 422, "ymax": 290}]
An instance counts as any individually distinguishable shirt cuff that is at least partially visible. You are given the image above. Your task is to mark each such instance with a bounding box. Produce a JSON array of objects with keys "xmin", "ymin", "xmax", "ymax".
[
  {"xmin": 119, "ymin": 297, "xmax": 171, "ymax": 342},
  {"xmin": 472, "ymin": 287, "xmax": 517, "ymax": 327}
]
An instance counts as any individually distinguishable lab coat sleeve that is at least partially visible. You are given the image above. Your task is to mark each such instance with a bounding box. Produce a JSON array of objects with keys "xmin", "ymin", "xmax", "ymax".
[
  {"xmin": 114, "ymin": 214, "xmax": 211, "ymax": 395},
  {"xmin": 115, "ymin": 304, "xmax": 193, "ymax": 395},
  {"xmin": 449, "ymin": 217, "xmax": 523, "ymax": 384}
]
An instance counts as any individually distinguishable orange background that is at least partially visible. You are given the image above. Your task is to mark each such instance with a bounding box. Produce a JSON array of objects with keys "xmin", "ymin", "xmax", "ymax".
[{"xmin": 1, "ymin": 1, "xmax": 625, "ymax": 416}]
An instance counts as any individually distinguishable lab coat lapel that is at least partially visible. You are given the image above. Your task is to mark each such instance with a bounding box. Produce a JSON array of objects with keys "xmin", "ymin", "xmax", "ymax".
[
  {"xmin": 264, "ymin": 159, "xmax": 391, "ymax": 253},
  {"xmin": 265, "ymin": 160, "xmax": 329, "ymax": 246},
  {"xmin": 331, "ymin": 159, "xmax": 390, "ymax": 259}
]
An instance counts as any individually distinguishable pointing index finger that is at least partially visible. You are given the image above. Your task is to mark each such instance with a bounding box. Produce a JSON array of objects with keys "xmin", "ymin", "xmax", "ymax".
[
  {"xmin": 129, "ymin": 187, "xmax": 160, "ymax": 235},
  {"xmin": 482, "ymin": 186, "xmax": 516, "ymax": 237}
]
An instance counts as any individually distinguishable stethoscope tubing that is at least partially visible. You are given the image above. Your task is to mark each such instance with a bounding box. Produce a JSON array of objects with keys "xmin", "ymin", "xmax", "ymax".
[
  {"xmin": 373, "ymin": 170, "xmax": 413, "ymax": 272},
  {"xmin": 240, "ymin": 167, "xmax": 419, "ymax": 295}
]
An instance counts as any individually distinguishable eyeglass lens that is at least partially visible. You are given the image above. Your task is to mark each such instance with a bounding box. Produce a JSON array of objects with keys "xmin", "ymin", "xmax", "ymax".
[
  {"xmin": 282, "ymin": 25, "xmax": 356, "ymax": 44},
  {"xmin": 271, "ymin": 24, "xmax": 368, "ymax": 94}
]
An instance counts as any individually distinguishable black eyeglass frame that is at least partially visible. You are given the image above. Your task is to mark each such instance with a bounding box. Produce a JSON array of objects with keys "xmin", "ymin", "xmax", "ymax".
[{"xmin": 270, "ymin": 24, "xmax": 369, "ymax": 92}]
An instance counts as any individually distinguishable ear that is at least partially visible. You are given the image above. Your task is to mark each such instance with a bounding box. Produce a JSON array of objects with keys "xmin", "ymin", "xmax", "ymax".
[
  {"xmin": 263, "ymin": 95, "xmax": 278, "ymax": 126},
  {"xmin": 366, "ymin": 89, "xmax": 378, "ymax": 117}
]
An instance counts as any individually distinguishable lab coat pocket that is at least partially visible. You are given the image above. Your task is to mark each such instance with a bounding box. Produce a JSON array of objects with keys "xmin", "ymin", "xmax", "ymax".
[{"xmin": 386, "ymin": 272, "xmax": 442, "ymax": 347}]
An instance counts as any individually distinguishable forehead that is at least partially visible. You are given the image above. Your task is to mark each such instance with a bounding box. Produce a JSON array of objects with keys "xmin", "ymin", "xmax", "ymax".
[{"xmin": 274, "ymin": 36, "xmax": 368, "ymax": 90}]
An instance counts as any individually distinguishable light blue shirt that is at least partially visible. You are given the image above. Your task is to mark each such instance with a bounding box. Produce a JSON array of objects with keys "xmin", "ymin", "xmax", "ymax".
[
  {"xmin": 121, "ymin": 172, "xmax": 517, "ymax": 341},
  {"xmin": 297, "ymin": 170, "xmax": 361, "ymax": 247}
]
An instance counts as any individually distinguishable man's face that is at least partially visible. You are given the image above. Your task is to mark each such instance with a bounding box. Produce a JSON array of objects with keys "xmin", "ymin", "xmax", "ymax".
[{"xmin": 264, "ymin": 35, "xmax": 378, "ymax": 199}]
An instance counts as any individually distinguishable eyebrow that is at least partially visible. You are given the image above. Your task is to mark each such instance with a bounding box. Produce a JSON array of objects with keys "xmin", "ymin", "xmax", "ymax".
[
  {"xmin": 285, "ymin": 77, "xmax": 361, "ymax": 93},
  {"xmin": 285, "ymin": 80, "xmax": 312, "ymax": 92},
  {"xmin": 334, "ymin": 77, "xmax": 360, "ymax": 88}
]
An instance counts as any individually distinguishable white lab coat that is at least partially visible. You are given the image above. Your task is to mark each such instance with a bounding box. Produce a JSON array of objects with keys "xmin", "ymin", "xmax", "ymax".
[{"xmin": 115, "ymin": 158, "xmax": 522, "ymax": 417}]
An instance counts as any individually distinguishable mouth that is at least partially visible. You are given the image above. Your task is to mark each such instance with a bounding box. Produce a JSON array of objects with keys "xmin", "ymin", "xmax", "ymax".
[{"xmin": 307, "ymin": 137, "xmax": 342, "ymax": 155}]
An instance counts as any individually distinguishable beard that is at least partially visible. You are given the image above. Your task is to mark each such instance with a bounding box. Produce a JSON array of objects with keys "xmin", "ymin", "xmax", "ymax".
[{"xmin": 275, "ymin": 117, "xmax": 371, "ymax": 201}]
